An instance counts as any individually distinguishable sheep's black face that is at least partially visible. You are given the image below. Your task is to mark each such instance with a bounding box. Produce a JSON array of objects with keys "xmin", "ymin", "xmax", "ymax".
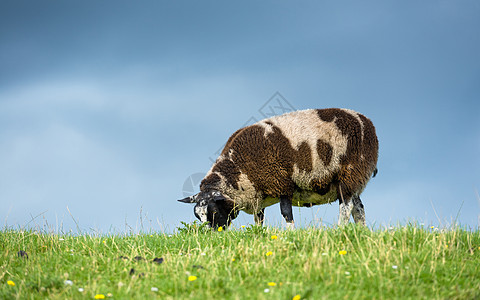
[
  {"xmin": 178, "ymin": 190, "xmax": 237, "ymax": 229},
  {"xmin": 205, "ymin": 200, "xmax": 231, "ymax": 229}
]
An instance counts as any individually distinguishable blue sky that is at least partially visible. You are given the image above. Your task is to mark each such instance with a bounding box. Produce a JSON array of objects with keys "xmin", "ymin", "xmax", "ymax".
[{"xmin": 1, "ymin": 1, "xmax": 479, "ymax": 233}]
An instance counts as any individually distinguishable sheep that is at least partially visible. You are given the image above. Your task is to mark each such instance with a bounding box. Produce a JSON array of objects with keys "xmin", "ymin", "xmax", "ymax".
[{"xmin": 178, "ymin": 108, "xmax": 378, "ymax": 229}]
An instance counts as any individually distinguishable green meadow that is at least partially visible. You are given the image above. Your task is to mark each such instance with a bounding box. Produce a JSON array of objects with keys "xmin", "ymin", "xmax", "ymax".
[{"xmin": 1, "ymin": 223, "xmax": 479, "ymax": 299}]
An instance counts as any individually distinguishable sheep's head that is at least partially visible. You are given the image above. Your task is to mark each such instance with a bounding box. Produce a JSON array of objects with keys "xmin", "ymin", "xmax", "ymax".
[{"xmin": 178, "ymin": 190, "xmax": 238, "ymax": 229}]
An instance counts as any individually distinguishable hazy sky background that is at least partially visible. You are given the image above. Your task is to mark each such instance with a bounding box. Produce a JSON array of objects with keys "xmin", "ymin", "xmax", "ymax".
[{"xmin": 1, "ymin": 1, "xmax": 479, "ymax": 233}]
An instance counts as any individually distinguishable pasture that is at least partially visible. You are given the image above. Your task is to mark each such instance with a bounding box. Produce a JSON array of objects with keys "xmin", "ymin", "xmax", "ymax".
[{"xmin": 1, "ymin": 223, "xmax": 479, "ymax": 299}]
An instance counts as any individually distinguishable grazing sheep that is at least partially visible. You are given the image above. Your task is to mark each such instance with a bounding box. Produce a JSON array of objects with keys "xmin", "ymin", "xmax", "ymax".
[{"xmin": 179, "ymin": 108, "xmax": 378, "ymax": 229}]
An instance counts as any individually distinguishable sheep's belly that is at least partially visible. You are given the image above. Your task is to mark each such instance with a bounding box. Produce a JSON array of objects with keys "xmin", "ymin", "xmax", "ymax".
[
  {"xmin": 292, "ymin": 189, "xmax": 337, "ymax": 207},
  {"xmin": 260, "ymin": 188, "xmax": 337, "ymax": 211}
]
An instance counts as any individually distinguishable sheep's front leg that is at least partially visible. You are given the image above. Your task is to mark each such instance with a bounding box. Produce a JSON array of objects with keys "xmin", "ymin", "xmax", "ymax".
[
  {"xmin": 254, "ymin": 208, "xmax": 265, "ymax": 226},
  {"xmin": 352, "ymin": 195, "xmax": 366, "ymax": 226},
  {"xmin": 338, "ymin": 196, "xmax": 354, "ymax": 225},
  {"xmin": 280, "ymin": 195, "xmax": 294, "ymax": 229}
]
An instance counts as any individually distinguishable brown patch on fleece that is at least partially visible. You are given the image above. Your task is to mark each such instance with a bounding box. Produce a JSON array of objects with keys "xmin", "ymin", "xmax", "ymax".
[
  {"xmin": 211, "ymin": 158, "xmax": 241, "ymax": 190},
  {"xmin": 227, "ymin": 124, "xmax": 297, "ymax": 198},
  {"xmin": 316, "ymin": 139, "xmax": 333, "ymax": 166},
  {"xmin": 221, "ymin": 127, "xmax": 246, "ymax": 157},
  {"xmin": 296, "ymin": 141, "xmax": 313, "ymax": 172},
  {"xmin": 201, "ymin": 173, "xmax": 221, "ymax": 192},
  {"xmin": 359, "ymin": 113, "xmax": 379, "ymax": 172},
  {"xmin": 201, "ymin": 127, "xmax": 247, "ymax": 192}
]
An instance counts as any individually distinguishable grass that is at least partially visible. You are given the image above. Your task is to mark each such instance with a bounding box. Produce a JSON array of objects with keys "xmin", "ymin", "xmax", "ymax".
[{"xmin": 1, "ymin": 223, "xmax": 480, "ymax": 299}]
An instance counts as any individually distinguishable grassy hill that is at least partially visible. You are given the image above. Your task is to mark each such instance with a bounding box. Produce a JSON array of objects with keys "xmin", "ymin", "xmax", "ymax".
[{"xmin": 1, "ymin": 223, "xmax": 479, "ymax": 299}]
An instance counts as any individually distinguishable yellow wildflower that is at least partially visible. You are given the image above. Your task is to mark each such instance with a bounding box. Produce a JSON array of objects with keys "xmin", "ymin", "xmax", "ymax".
[
  {"xmin": 188, "ymin": 275, "xmax": 197, "ymax": 281},
  {"xmin": 94, "ymin": 294, "xmax": 105, "ymax": 299},
  {"xmin": 231, "ymin": 258, "xmax": 236, "ymax": 262},
  {"xmin": 293, "ymin": 295, "xmax": 301, "ymax": 300},
  {"xmin": 266, "ymin": 251, "xmax": 273, "ymax": 257},
  {"xmin": 338, "ymin": 250, "xmax": 347, "ymax": 255},
  {"xmin": 7, "ymin": 280, "xmax": 15, "ymax": 286},
  {"xmin": 268, "ymin": 282, "xmax": 276, "ymax": 286},
  {"xmin": 217, "ymin": 227, "xmax": 223, "ymax": 232},
  {"xmin": 241, "ymin": 225, "xmax": 246, "ymax": 228},
  {"xmin": 271, "ymin": 235, "xmax": 278, "ymax": 240}
]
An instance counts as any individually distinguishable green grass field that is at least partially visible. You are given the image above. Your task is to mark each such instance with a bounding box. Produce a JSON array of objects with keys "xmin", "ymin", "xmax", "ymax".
[{"xmin": 1, "ymin": 223, "xmax": 479, "ymax": 299}]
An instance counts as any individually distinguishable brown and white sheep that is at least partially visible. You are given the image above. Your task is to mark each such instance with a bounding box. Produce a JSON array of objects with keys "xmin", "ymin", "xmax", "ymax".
[{"xmin": 179, "ymin": 108, "xmax": 379, "ymax": 229}]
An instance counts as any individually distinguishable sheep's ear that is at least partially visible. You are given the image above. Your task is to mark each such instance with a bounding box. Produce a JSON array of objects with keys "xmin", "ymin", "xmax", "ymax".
[{"xmin": 178, "ymin": 195, "xmax": 197, "ymax": 204}]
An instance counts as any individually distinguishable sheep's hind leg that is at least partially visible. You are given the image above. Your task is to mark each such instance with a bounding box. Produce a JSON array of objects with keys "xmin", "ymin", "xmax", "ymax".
[
  {"xmin": 352, "ymin": 195, "xmax": 366, "ymax": 226},
  {"xmin": 338, "ymin": 185, "xmax": 353, "ymax": 225},
  {"xmin": 254, "ymin": 208, "xmax": 265, "ymax": 226},
  {"xmin": 338, "ymin": 198, "xmax": 354, "ymax": 225},
  {"xmin": 280, "ymin": 195, "xmax": 295, "ymax": 229}
]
